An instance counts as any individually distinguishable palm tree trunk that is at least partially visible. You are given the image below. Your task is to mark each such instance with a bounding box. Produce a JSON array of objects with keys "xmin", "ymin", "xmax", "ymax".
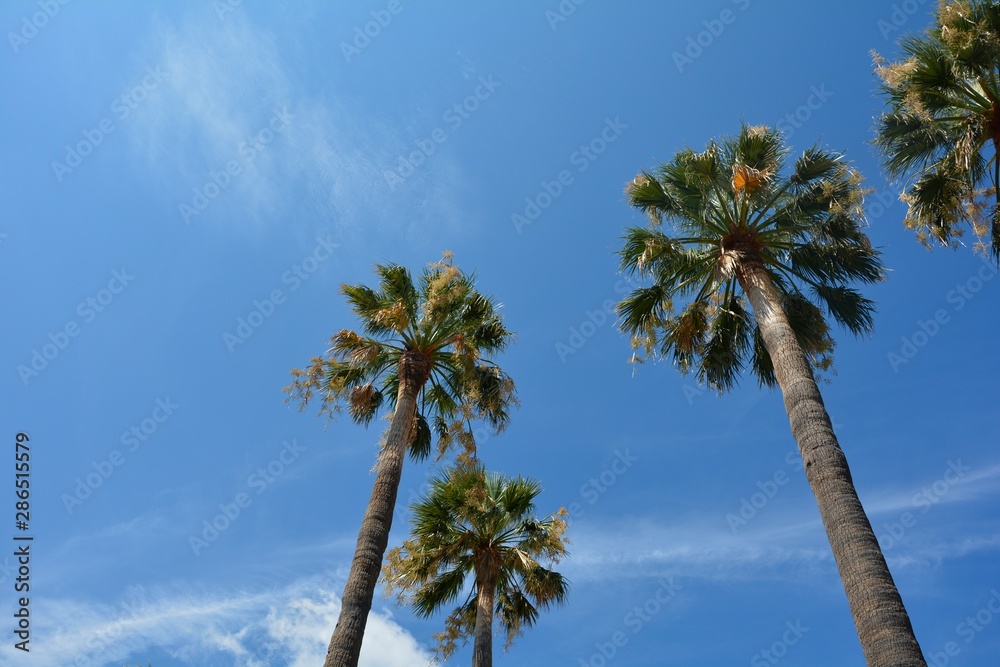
[
  {"xmin": 735, "ymin": 259, "xmax": 926, "ymax": 667},
  {"xmin": 324, "ymin": 353, "xmax": 429, "ymax": 667},
  {"xmin": 471, "ymin": 577, "xmax": 496, "ymax": 667},
  {"xmin": 991, "ymin": 135, "xmax": 999, "ymax": 259}
]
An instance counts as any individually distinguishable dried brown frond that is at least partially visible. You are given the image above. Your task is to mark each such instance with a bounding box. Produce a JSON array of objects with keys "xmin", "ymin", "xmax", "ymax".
[
  {"xmin": 732, "ymin": 164, "xmax": 769, "ymax": 195},
  {"xmin": 877, "ymin": 57, "xmax": 918, "ymax": 89}
]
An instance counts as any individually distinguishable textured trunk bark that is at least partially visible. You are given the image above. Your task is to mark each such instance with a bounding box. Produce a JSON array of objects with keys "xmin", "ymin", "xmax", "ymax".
[
  {"xmin": 735, "ymin": 259, "xmax": 926, "ymax": 667},
  {"xmin": 324, "ymin": 353, "xmax": 429, "ymax": 667},
  {"xmin": 471, "ymin": 576, "xmax": 496, "ymax": 667},
  {"xmin": 992, "ymin": 135, "xmax": 999, "ymax": 256}
]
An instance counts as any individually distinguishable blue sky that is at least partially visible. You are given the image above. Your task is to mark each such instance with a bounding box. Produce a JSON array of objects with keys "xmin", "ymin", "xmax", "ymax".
[{"xmin": 3, "ymin": 1, "xmax": 999, "ymax": 665}]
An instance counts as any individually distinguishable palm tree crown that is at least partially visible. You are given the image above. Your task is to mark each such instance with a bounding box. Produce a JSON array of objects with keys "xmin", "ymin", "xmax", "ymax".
[
  {"xmin": 286, "ymin": 254, "xmax": 516, "ymax": 460},
  {"xmin": 619, "ymin": 124, "xmax": 883, "ymax": 390},
  {"xmin": 874, "ymin": 0, "xmax": 1000, "ymax": 258},
  {"xmin": 384, "ymin": 464, "xmax": 569, "ymax": 662}
]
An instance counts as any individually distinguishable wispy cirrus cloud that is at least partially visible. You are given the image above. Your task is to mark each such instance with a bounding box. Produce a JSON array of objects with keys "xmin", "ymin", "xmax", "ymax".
[
  {"xmin": 124, "ymin": 12, "xmax": 375, "ymax": 231},
  {"xmin": 122, "ymin": 8, "xmax": 477, "ymax": 238},
  {"xmin": 564, "ymin": 517, "xmax": 835, "ymax": 584},
  {"xmin": 564, "ymin": 463, "xmax": 1000, "ymax": 584},
  {"xmin": 859, "ymin": 461, "xmax": 1000, "ymax": 517}
]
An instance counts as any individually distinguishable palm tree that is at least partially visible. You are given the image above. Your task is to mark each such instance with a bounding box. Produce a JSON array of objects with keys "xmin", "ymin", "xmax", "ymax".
[
  {"xmin": 285, "ymin": 254, "xmax": 516, "ymax": 667},
  {"xmin": 618, "ymin": 125, "xmax": 925, "ymax": 666},
  {"xmin": 384, "ymin": 464, "xmax": 569, "ymax": 667},
  {"xmin": 873, "ymin": 0, "xmax": 1000, "ymax": 259}
]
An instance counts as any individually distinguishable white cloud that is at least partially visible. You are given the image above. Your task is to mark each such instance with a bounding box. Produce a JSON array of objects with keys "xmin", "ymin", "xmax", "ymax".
[
  {"xmin": 886, "ymin": 534, "xmax": 1000, "ymax": 569},
  {"xmin": 565, "ymin": 463, "xmax": 1000, "ymax": 584},
  {"xmin": 860, "ymin": 462, "xmax": 1000, "ymax": 517},
  {"xmin": 1, "ymin": 574, "xmax": 431, "ymax": 667},
  {"xmin": 565, "ymin": 517, "xmax": 834, "ymax": 584},
  {"xmin": 123, "ymin": 9, "xmax": 475, "ymax": 238}
]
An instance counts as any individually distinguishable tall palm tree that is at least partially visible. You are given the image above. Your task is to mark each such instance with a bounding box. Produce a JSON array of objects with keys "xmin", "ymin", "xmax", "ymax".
[
  {"xmin": 618, "ymin": 125, "xmax": 926, "ymax": 666},
  {"xmin": 285, "ymin": 255, "xmax": 516, "ymax": 667},
  {"xmin": 874, "ymin": 0, "xmax": 1000, "ymax": 259},
  {"xmin": 384, "ymin": 464, "xmax": 569, "ymax": 667}
]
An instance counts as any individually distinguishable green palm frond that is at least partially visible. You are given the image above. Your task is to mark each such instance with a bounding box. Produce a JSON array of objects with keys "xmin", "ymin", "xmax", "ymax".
[
  {"xmin": 750, "ymin": 325, "xmax": 777, "ymax": 388},
  {"xmin": 412, "ymin": 563, "xmax": 470, "ymax": 618},
  {"xmin": 496, "ymin": 587, "xmax": 540, "ymax": 647},
  {"xmin": 790, "ymin": 147, "xmax": 843, "ymax": 184},
  {"xmin": 661, "ymin": 300, "xmax": 709, "ymax": 374},
  {"xmin": 409, "ymin": 413, "xmax": 433, "ymax": 461},
  {"xmin": 812, "ymin": 284, "xmax": 877, "ymax": 335},
  {"xmin": 782, "ymin": 291, "xmax": 837, "ymax": 376},
  {"xmin": 788, "ymin": 214, "xmax": 884, "ymax": 286},
  {"xmin": 617, "ymin": 283, "xmax": 671, "ymax": 340},
  {"xmin": 520, "ymin": 564, "xmax": 570, "ymax": 610},
  {"xmin": 700, "ymin": 290, "xmax": 753, "ymax": 391}
]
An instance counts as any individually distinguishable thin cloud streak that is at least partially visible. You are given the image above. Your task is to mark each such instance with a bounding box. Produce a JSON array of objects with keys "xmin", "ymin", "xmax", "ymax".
[
  {"xmin": 564, "ymin": 482, "xmax": 1000, "ymax": 584},
  {"xmin": 860, "ymin": 462, "xmax": 1000, "ymax": 517}
]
